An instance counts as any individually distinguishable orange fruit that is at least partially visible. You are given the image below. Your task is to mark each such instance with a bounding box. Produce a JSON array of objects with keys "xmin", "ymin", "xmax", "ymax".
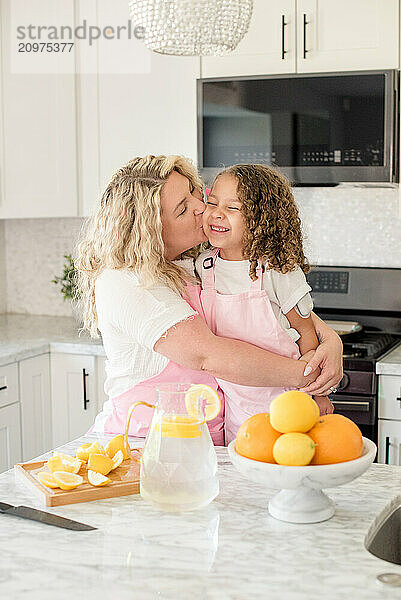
[
  {"xmin": 308, "ymin": 414, "xmax": 363, "ymax": 465},
  {"xmin": 235, "ymin": 413, "xmax": 281, "ymax": 463}
]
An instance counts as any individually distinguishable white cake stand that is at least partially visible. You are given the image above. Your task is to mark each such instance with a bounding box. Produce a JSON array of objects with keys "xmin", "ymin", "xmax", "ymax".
[{"xmin": 228, "ymin": 437, "xmax": 376, "ymax": 524}]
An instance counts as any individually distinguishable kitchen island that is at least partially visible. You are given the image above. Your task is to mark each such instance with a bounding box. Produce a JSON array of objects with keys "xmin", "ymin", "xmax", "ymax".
[{"xmin": 1, "ymin": 433, "xmax": 401, "ymax": 600}]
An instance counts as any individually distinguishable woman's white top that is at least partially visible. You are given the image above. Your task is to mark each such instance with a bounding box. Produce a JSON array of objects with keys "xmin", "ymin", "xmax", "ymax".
[
  {"xmin": 195, "ymin": 252, "xmax": 313, "ymax": 342},
  {"xmin": 94, "ymin": 263, "xmax": 196, "ymax": 411}
]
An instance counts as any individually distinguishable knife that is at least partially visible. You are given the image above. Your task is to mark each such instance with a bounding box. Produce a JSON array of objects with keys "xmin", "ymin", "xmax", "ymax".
[{"xmin": 0, "ymin": 502, "xmax": 97, "ymax": 531}]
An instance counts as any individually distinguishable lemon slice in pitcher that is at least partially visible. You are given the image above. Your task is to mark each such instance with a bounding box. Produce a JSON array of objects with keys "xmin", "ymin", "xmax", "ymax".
[{"xmin": 185, "ymin": 384, "xmax": 221, "ymax": 422}]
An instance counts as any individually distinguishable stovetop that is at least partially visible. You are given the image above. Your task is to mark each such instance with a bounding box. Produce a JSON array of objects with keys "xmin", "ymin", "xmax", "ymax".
[{"xmin": 342, "ymin": 331, "xmax": 400, "ymax": 371}]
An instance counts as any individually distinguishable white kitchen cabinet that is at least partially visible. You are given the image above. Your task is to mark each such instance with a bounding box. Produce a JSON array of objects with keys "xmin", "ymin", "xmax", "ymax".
[
  {"xmin": 296, "ymin": 0, "xmax": 399, "ymax": 73},
  {"xmin": 0, "ymin": 362, "xmax": 18, "ymax": 409},
  {"xmin": 378, "ymin": 419, "xmax": 401, "ymax": 465},
  {"xmin": 0, "ymin": 0, "xmax": 78, "ymax": 219},
  {"xmin": 201, "ymin": 0, "xmax": 296, "ymax": 78},
  {"xmin": 19, "ymin": 354, "xmax": 52, "ymax": 461},
  {"xmin": 96, "ymin": 355, "xmax": 108, "ymax": 414},
  {"xmin": 201, "ymin": 0, "xmax": 398, "ymax": 78},
  {"xmin": 0, "ymin": 402, "xmax": 22, "ymax": 473},
  {"xmin": 378, "ymin": 375, "xmax": 401, "ymax": 420},
  {"xmin": 50, "ymin": 353, "xmax": 97, "ymax": 447}
]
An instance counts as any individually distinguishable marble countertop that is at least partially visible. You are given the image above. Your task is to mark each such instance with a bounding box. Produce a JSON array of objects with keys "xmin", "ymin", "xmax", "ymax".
[
  {"xmin": 0, "ymin": 313, "xmax": 104, "ymax": 367},
  {"xmin": 376, "ymin": 341, "xmax": 401, "ymax": 376},
  {"xmin": 1, "ymin": 433, "xmax": 401, "ymax": 599}
]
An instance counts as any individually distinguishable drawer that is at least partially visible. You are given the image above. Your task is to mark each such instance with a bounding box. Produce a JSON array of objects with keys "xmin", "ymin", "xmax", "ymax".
[
  {"xmin": 378, "ymin": 375, "xmax": 401, "ymax": 420},
  {"xmin": 0, "ymin": 363, "xmax": 19, "ymax": 409}
]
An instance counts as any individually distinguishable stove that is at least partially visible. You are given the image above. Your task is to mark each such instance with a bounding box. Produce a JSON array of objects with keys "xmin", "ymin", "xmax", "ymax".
[{"xmin": 307, "ymin": 266, "xmax": 401, "ymax": 447}]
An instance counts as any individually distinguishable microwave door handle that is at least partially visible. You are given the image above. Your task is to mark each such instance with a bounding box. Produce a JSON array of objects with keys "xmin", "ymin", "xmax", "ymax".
[
  {"xmin": 281, "ymin": 15, "xmax": 287, "ymax": 60},
  {"xmin": 303, "ymin": 14, "xmax": 309, "ymax": 59}
]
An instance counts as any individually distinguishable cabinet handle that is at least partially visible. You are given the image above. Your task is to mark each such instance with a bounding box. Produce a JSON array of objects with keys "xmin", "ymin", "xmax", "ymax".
[
  {"xmin": 0, "ymin": 385, "xmax": 7, "ymax": 392},
  {"xmin": 303, "ymin": 13, "xmax": 309, "ymax": 59},
  {"xmin": 385, "ymin": 436, "xmax": 390, "ymax": 464},
  {"xmin": 397, "ymin": 397, "xmax": 401, "ymax": 404},
  {"xmin": 82, "ymin": 368, "xmax": 89, "ymax": 410},
  {"xmin": 281, "ymin": 15, "xmax": 287, "ymax": 59}
]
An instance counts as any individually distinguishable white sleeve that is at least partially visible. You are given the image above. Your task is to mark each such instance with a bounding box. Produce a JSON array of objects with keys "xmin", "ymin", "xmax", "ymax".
[
  {"xmin": 195, "ymin": 251, "xmax": 210, "ymax": 284},
  {"xmin": 269, "ymin": 266, "xmax": 313, "ymax": 317},
  {"xmin": 95, "ymin": 270, "xmax": 197, "ymax": 351}
]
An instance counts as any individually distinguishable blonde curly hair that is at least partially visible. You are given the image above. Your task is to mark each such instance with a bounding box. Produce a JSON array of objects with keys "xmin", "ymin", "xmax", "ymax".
[
  {"xmin": 214, "ymin": 164, "xmax": 310, "ymax": 281},
  {"xmin": 73, "ymin": 154, "xmax": 205, "ymax": 338}
]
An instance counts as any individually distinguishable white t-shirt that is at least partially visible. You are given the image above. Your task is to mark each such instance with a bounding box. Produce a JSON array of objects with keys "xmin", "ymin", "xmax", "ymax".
[
  {"xmin": 92, "ymin": 264, "xmax": 197, "ymax": 431},
  {"xmin": 195, "ymin": 251, "xmax": 313, "ymax": 342}
]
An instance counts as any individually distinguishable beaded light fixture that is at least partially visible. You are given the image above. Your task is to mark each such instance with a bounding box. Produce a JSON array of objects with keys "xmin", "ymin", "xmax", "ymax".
[{"xmin": 128, "ymin": 0, "xmax": 254, "ymax": 56}]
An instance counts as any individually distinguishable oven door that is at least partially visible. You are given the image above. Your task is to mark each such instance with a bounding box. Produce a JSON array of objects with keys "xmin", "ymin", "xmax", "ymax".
[{"xmin": 331, "ymin": 395, "xmax": 376, "ymax": 426}]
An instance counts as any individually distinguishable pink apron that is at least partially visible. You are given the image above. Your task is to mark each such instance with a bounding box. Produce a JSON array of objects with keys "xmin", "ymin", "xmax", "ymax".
[
  {"xmin": 200, "ymin": 248, "xmax": 301, "ymax": 444},
  {"xmin": 89, "ymin": 278, "xmax": 225, "ymax": 446}
]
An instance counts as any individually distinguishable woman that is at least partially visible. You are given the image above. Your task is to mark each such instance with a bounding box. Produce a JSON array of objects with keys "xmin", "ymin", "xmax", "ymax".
[{"xmin": 74, "ymin": 155, "xmax": 342, "ymax": 446}]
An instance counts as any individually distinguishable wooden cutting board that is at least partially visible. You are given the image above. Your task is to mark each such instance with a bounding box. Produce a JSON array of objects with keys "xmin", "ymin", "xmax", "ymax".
[{"xmin": 14, "ymin": 451, "xmax": 142, "ymax": 507}]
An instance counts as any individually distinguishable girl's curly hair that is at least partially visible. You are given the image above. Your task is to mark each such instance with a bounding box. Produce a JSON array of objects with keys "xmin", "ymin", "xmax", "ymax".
[{"xmin": 214, "ymin": 164, "xmax": 310, "ymax": 281}]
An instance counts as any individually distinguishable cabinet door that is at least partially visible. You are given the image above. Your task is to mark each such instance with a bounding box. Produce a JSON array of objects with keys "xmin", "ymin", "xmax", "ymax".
[
  {"xmin": 96, "ymin": 356, "xmax": 108, "ymax": 414},
  {"xmin": 0, "ymin": 363, "xmax": 18, "ymax": 409},
  {"xmin": 0, "ymin": 0, "xmax": 78, "ymax": 218},
  {"xmin": 0, "ymin": 402, "xmax": 22, "ymax": 473},
  {"xmin": 378, "ymin": 419, "xmax": 401, "ymax": 465},
  {"xmin": 378, "ymin": 375, "xmax": 401, "ymax": 421},
  {"xmin": 19, "ymin": 354, "xmax": 52, "ymax": 461},
  {"xmin": 297, "ymin": 0, "xmax": 399, "ymax": 73},
  {"xmin": 201, "ymin": 0, "xmax": 296, "ymax": 78},
  {"xmin": 50, "ymin": 354, "xmax": 96, "ymax": 447}
]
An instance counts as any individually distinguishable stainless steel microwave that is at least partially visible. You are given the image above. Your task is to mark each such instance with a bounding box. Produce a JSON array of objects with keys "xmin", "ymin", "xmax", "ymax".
[{"xmin": 197, "ymin": 70, "xmax": 399, "ymax": 185}]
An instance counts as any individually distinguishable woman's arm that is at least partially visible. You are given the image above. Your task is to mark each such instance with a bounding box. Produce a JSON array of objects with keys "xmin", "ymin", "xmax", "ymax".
[
  {"xmin": 298, "ymin": 312, "xmax": 343, "ymax": 396},
  {"xmin": 286, "ymin": 309, "xmax": 334, "ymax": 414},
  {"xmin": 154, "ymin": 315, "xmax": 320, "ymax": 389}
]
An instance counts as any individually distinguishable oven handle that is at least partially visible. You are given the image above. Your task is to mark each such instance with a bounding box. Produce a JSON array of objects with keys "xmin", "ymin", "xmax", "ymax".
[{"xmin": 331, "ymin": 400, "xmax": 370, "ymax": 412}]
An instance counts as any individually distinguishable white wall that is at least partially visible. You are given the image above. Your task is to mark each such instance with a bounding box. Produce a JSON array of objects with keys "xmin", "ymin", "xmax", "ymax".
[
  {"xmin": 0, "ymin": 220, "xmax": 6, "ymax": 313},
  {"xmin": 0, "ymin": 185, "xmax": 400, "ymax": 316}
]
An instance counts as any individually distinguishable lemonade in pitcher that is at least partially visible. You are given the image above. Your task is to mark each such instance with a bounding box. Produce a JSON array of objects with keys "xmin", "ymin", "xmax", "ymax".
[{"xmin": 127, "ymin": 384, "xmax": 220, "ymax": 512}]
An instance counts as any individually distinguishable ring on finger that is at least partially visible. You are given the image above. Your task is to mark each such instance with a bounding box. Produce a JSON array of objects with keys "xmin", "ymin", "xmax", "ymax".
[{"xmin": 329, "ymin": 386, "xmax": 337, "ymax": 394}]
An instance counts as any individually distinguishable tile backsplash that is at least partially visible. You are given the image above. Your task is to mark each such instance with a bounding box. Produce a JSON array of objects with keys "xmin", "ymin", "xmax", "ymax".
[{"xmin": 0, "ymin": 186, "xmax": 400, "ymax": 316}]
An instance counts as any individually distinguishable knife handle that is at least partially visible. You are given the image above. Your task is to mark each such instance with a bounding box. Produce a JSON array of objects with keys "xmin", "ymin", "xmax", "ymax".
[{"xmin": 0, "ymin": 502, "xmax": 12, "ymax": 512}]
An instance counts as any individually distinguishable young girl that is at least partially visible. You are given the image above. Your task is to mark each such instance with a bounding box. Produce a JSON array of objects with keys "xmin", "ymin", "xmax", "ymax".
[{"xmin": 196, "ymin": 164, "xmax": 334, "ymax": 444}]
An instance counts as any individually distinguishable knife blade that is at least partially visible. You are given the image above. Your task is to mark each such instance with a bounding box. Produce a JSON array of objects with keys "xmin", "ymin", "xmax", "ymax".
[{"xmin": 0, "ymin": 502, "xmax": 97, "ymax": 531}]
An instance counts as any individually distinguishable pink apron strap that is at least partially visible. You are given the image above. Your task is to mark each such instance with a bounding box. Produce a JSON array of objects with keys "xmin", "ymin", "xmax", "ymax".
[{"xmin": 202, "ymin": 248, "xmax": 219, "ymax": 291}]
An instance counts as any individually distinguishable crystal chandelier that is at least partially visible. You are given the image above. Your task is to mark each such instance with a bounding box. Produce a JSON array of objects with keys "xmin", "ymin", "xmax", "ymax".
[{"xmin": 129, "ymin": 0, "xmax": 254, "ymax": 56}]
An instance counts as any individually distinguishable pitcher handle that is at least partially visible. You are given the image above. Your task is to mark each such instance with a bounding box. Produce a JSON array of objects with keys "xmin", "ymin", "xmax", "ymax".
[{"xmin": 124, "ymin": 400, "xmax": 156, "ymax": 459}]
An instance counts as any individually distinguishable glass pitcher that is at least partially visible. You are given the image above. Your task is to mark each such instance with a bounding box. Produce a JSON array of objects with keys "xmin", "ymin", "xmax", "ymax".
[{"xmin": 127, "ymin": 383, "xmax": 219, "ymax": 512}]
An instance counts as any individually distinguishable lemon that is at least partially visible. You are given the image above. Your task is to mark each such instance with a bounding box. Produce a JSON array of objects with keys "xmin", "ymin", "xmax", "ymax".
[
  {"xmin": 53, "ymin": 471, "xmax": 83, "ymax": 490},
  {"xmin": 157, "ymin": 415, "xmax": 202, "ymax": 439},
  {"xmin": 269, "ymin": 391, "xmax": 319, "ymax": 433},
  {"xmin": 88, "ymin": 470, "xmax": 111, "ymax": 487},
  {"xmin": 88, "ymin": 453, "xmax": 114, "ymax": 476},
  {"xmin": 47, "ymin": 455, "xmax": 83, "ymax": 474},
  {"xmin": 76, "ymin": 443, "xmax": 92, "ymax": 462},
  {"xmin": 272, "ymin": 433, "xmax": 316, "ymax": 466},
  {"xmin": 185, "ymin": 384, "xmax": 221, "ymax": 422},
  {"xmin": 111, "ymin": 450, "xmax": 124, "ymax": 470},
  {"xmin": 37, "ymin": 472, "xmax": 59, "ymax": 489},
  {"xmin": 86, "ymin": 441, "xmax": 107, "ymax": 457},
  {"xmin": 105, "ymin": 435, "xmax": 131, "ymax": 460}
]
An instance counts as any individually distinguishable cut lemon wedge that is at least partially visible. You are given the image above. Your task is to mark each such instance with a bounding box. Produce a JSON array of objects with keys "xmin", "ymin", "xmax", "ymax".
[
  {"xmin": 86, "ymin": 441, "xmax": 107, "ymax": 457},
  {"xmin": 37, "ymin": 472, "xmax": 59, "ymax": 489},
  {"xmin": 47, "ymin": 455, "xmax": 83, "ymax": 474},
  {"xmin": 105, "ymin": 435, "xmax": 131, "ymax": 460},
  {"xmin": 76, "ymin": 443, "xmax": 92, "ymax": 462},
  {"xmin": 88, "ymin": 453, "xmax": 114, "ymax": 476},
  {"xmin": 52, "ymin": 471, "xmax": 83, "ymax": 490},
  {"xmin": 88, "ymin": 470, "xmax": 111, "ymax": 487},
  {"xmin": 185, "ymin": 384, "xmax": 221, "ymax": 422},
  {"xmin": 111, "ymin": 450, "xmax": 124, "ymax": 470}
]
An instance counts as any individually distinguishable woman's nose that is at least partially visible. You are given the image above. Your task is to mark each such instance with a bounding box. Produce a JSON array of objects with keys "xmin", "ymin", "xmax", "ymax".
[{"xmin": 193, "ymin": 197, "xmax": 206, "ymax": 216}]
